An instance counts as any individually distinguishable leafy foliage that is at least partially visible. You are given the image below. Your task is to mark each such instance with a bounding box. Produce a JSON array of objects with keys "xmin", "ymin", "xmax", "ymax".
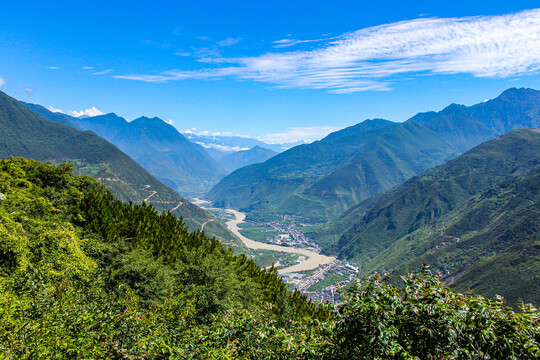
[
  {"xmin": 1, "ymin": 158, "xmax": 538, "ymax": 359},
  {"xmin": 1, "ymin": 89, "xmax": 239, "ymax": 244},
  {"xmin": 333, "ymin": 267, "xmax": 540, "ymax": 359}
]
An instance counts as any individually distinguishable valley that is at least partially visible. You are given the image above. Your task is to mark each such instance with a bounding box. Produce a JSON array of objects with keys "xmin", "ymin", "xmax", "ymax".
[
  {"xmin": 2, "ymin": 3, "xmax": 540, "ymax": 357},
  {"xmin": 192, "ymin": 198, "xmax": 336, "ymax": 274}
]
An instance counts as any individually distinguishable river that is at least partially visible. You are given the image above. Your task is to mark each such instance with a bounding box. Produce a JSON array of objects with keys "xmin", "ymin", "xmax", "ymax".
[{"xmin": 192, "ymin": 199, "xmax": 335, "ymax": 274}]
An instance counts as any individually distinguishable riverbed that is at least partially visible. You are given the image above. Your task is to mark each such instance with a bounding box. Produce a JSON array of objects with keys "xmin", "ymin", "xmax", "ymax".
[{"xmin": 192, "ymin": 199, "xmax": 335, "ymax": 274}]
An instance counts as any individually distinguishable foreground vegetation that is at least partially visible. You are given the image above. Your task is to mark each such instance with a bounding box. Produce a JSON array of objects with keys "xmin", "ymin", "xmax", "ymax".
[{"xmin": 1, "ymin": 158, "xmax": 538, "ymax": 359}]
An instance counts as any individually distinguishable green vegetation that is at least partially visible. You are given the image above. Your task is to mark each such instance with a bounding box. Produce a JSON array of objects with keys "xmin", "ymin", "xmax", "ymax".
[
  {"xmin": 209, "ymin": 88, "xmax": 540, "ymax": 223},
  {"xmin": 0, "ymin": 163, "xmax": 537, "ymax": 359},
  {"xmin": 317, "ymin": 129, "xmax": 540, "ymax": 307},
  {"xmin": 250, "ymin": 249, "xmax": 302, "ymax": 269},
  {"xmin": 239, "ymin": 222, "xmax": 281, "ymax": 242},
  {"xmin": 1, "ymin": 89, "xmax": 240, "ymax": 245}
]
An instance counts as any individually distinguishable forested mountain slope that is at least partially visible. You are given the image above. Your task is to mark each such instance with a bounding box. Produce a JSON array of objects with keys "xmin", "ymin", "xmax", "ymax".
[
  {"xmin": 24, "ymin": 104, "xmax": 226, "ymax": 196},
  {"xmin": 209, "ymin": 88, "xmax": 540, "ymax": 222},
  {"xmin": 313, "ymin": 129, "xmax": 540, "ymax": 306},
  {"xmin": 0, "ymin": 90, "xmax": 238, "ymax": 244},
  {"xmin": 1, "ymin": 157, "xmax": 537, "ymax": 358}
]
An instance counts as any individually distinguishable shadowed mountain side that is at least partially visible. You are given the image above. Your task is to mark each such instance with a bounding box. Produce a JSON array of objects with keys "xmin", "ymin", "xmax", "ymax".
[
  {"xmin": 209, "ymin": 88, "xmax": 540, "ymax": 222},
  {"xmin": 1, "ymin": 90, "xmax": 241, "ymax": 246},
  {"xmin": 208, "ymin": 119, "xmax": 401, "ymax": 220},
  {"xmin": 321, "ymin": 130, "xmax": 540, "ymax": 265},
  {"xmin": 384, "ymin": 166, "xmax": 540, "ymax": 308},
  {"xmin": 25, "ymin": 104, "xmax": 226, "ymax": 197}
]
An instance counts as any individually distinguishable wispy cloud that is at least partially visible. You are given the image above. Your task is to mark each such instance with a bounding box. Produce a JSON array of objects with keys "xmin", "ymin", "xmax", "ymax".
[
  {"xmin": 46, "ymin": 66, "xmax": 60, "ymax": 70},
  {"xmin": 68, "ymin": 106, "xmax": 104, "ymax": 118},
  {"xmin": 82, "ymin": 66, "xmax": 93, "ymax": 70},
  {"xmin": 257, "ymin": 126, "xmax": 341, "ymax": 144},
  {"xmin": 25, "ymin": 88, "xmax": 34, "ymax": 97},
  {"xmin": 0, "ymin": 76, "xmax": 6, "ymax": 87},
  {"xmin": 93, "ymin": 69, "xmax": 114, "ymax": 75},
  {"xmin": 217, "ymin": 37, "xmax": 241, "ymax": 47},
  {"xmin": 272, "ymin": 37, "xmax": 329, "ymax": 48},
  {"xmin": 46, "ymin": 105, "xmax": 63, "ymax": 113},
  {"xmin": 115, "ymin": 9, "xmax": 540, "ymax": 93}
]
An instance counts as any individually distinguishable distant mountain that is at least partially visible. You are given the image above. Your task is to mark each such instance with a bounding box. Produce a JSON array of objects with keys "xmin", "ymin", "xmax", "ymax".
[
  {"xmin": 208, "ymin": 88, "xmax": 540, "ymax": 222},
  {"xmin": 410, "ymin": 88, "xmax": 540, "ymax": 152},
  {"xmin": 182, "ymin": 132, "xmax": 285, "ymax": 160},
  {"xmin": 1, "ymin": 90, "xmax": 240, "ymax": 246},
  {"xmin": 26, "ymin": 105, "xmax": 226, "ymax": 197},
  {"xmin": 208, "ymin": 118, "xmax": 458, "ymax": 221},
  {"xmin": 218, "ymin": 146, "xmax": 277, "ymax": 174},
  {"xmin": 22, "ymin": 102, "xmax": 82, "ymax": 130}
]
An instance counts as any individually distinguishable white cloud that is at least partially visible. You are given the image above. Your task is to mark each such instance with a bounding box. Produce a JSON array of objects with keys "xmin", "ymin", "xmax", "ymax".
[
  {"xmin": 196, "ymin": 142, "xmax": 249, "ymax": 152},
  {"xmin": 257, "ymin": 126, "xmax": 341, "ymax": 144},
  {"xmin": 68, "ymin": 106, "xmax": 104, "ymax": 118},
  {"xmin": 165, "ymin": 119, "xmax": 174, "ymax": 125},
  {"xmin": 82, "ymin": 66, "xmax": 93, "ymax": 70},
  {"xmin": 217, "ymin": 37, "xmax": 241, "ymax": 47},
  {"xmin": 115, "ymin": 9, "xmax": 540, "ymax": 93},
  {"xmin": 46, "ymin": 105, "xmax": 63, "ymax": 113},
  {"xmin": 0, "ymin": 77, "xmax": 5, "ymax": 87},
  {"xmin": 46, "ymin": 66, "xmax": 60, "ymax": 70},
  {"xmin": 25, "ymin": 88, "xmax": 34, "ymax": 97},
  {"xmin": 272, "ymin": 37, "xmax": 329, "ymax": 48},
  {"xmin": 93, "ymin": 69, "xmax": 113, "ymax": 75}
]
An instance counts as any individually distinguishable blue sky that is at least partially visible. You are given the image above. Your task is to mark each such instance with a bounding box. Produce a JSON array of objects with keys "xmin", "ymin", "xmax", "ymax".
[{"xmin": 1, "ymin": 1, "xmax": 539, "ymax": 144}]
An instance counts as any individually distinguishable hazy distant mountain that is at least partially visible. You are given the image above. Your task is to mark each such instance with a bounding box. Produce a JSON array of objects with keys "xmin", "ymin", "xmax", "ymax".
[
  {"xmin": 22, "ymin": 102, "xmax": 82, "ymax": 130},
  {"xmin": 314, "ymin": 129, "xmax": 540, "ymax": 306},
  {"xmin": 208, "ymin": 88, "xmax": 540, "ymax": 222},
  {"xmin": 218, "ymin": 146, "xmax": 278, "ymax": 174},
  {"xmin": 1, "ymin": 90, "xmax": 239, "ymax": 244},
  {"xmin": 410, "ymin": 87, "xmax": 540, "ymax": 152},
  {"xmin": 208, "ymin": 118, "xmax": 458, "ymax": 221},
  {"xmin": 26, "ymin": 105, "xmax": 227, "ymax": 197},
  {"xmin": 182, "ymin": 132, "xmax": 286, "ymax": 160}
]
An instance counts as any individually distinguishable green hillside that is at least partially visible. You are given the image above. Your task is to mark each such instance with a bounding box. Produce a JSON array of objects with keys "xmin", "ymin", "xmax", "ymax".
[
  {"xmin": 1, "ymin": 157, "xmax": 537, "ymax": 358},
  {"xmin": 383, "ymin": 166, "xmax": 540, "ymax": 308},
  {"xmin": 25, "ymin": 104, "xmax": 227, "ymax": 197},
  {"xmin": 209, "ymin": 88, "xmax": 540, "ymax": 222},
  {"xmin": 315, "ymin": 129, "xmax": 540, "ymax": 306},
  {"xmin": 0, "ymin": 90, "xmax": 239, "ymax": 246},
  {"xmin": 208, "ymin": 119, "xmax": 408, "ymax": 220},
  {"xmin": 331, "ymin": 129, "xmax": 540, "ymax": 259}
]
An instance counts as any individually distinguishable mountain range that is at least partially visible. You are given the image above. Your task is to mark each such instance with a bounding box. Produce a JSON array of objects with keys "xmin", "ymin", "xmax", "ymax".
[
  {"xmin": 309, "ymin": 129, "xmax": 540, "ymax": 306},
  {"xmin": 208, "ymin": 88, "xmax": 540, "ymax": 222},
  {"xmin": 217, "ymin": 145, "xmax": 277, "ymax": 173},
  {"xmin": 25, "ymin": 103, "xmax": 284, "ymax": 196},
  {"xmin": 23, "ymin": 103, "xmax": 227, "ymax": 197},
  {"xmin": 182, "ymin": 131, "xmax": 285, "ymax": 160},
  {"xmin": 1, "ymin": 91, "xmax": 240, "ymax": 246}
]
